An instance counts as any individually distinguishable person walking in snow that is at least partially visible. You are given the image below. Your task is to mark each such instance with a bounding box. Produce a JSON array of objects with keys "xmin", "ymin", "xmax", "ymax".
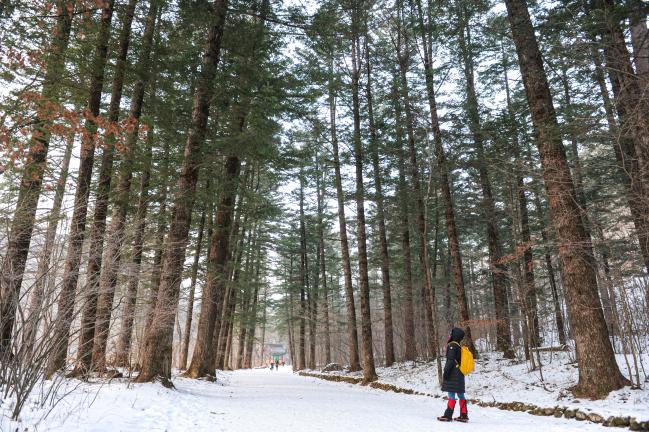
[{"xmin": 437, "ymin": 327, "xmax": 469, "ymax": 423}]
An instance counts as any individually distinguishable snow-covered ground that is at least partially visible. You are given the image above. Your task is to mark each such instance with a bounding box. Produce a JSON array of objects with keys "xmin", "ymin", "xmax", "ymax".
[
  {"xmin": 316, "ymin": 351, "xmax": 649, "ymax": 424},
  {"xmin": 0, "ymin": 366, "xmax": 612, "ymax": 431}
]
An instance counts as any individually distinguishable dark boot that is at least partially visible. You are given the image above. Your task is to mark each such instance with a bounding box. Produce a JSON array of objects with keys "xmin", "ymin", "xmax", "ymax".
[
  {"xmin": 437, "ymin": 399, "xmax": 455, "ymax": 422},
  {"xmin": 454, "ymin": 399, "xmax": 469, "ymax": 422}
]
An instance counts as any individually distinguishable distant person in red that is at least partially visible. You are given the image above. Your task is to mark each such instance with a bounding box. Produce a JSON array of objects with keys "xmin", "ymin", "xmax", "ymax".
[{"xmin": 437, "ymin": 327, "xmax": 468, "ymax": 423}]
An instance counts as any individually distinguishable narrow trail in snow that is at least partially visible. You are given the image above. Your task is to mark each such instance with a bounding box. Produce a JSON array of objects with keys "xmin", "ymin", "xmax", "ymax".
[{"xmin": 11, "ymin": 367, "xmax": 605, "ymax": 431}]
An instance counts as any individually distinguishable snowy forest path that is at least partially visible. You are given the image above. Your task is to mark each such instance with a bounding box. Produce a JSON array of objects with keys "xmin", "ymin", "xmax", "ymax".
[
  {"xmin": 7, "ymin": 367, "xmax": 607, "ymax": 431},
  {"xmin": 218, "ymin": 367, "xmax": 602, "ymax": 431}
]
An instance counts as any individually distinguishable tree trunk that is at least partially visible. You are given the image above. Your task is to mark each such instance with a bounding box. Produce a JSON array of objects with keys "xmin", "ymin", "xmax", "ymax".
[
  {"xmin": 135, "ymin": 0, "xmax": 228, "ymax": 382},
  {"xmin": 23, "ymin": 132, "xmax": 74, "ymax": 356},
  {"xmin": 365, "ymin": 34, "xmax": 394, "ymax": 367},
  {"xmin": 308, "ymin": 160, "xmax": 319, "ymax": 371},
  {"xmin": 139, "ymin": 167, "xmax": 169, "ymax": 361},
  {"xmin": 259, "ymin": 284, "xmax": 268, "ymax": 366},
  {"xmin": 518, "ymin": 170, "xmax": 540, "ymax": 350},
  {"xmin": 503, "ymin": 44, "xmax": 546, "ymax": 352},
  {"xmin": 45, "ymin": 0, "xmax": 115, "ymax": 378},
  {"xmin": 395, "ymin": 27, "xmax": 443, "ymax": 365},
  {"xmin": 513, "ymin": 139, "xmax": 540, "ymax": 352},
  {"xmin": 236, "ymin": 221, "xmax": 258, "ymax": 369},
  {"xmin": 91, "ymin": 2, "xmax": 159, "ymax": 371},
  {"xmin": 392, "ymin": 78, "xmax": 416, "ymax": 362},
  {"xmin": 236, "ymin": 231, "xmax": 255, "ymax": 370},
  {"xmin": 592, "ymin": 40, "xmax": 649, "ymax": 309},
  {"xmin": 350, "ymin": 19, "xmax": 377, "ymax": 382},
  {"xmin": 196, "ymin": 0, "xmax": 269, "ymax": 375},
  {"xmin": 559, "ymin": 59, "xmax": 616, "ymax": 333},
  {"xmin": 0, "ymin": 0, "xmax": 74, "ymax": 355},
  {"xmin": 328, "ymin": 54, "xmax": 361, "ymax": 371},
  {"xmin": 316, "ymin": 155, "xmax": 332, "ymax": 365},
  {"xmin": 559, "ymin": 61, "xmax": 589, "ymax": 218},
  {"xmin": 442, "ymin": 248, "xmax": 454, "ymax": 328},
  {"xmin": 594, "ymin": 224, "xmax": 617, "ymax": 336},
  {"xmin": 73, "ymin": 0, "xmax": 139, "ymax": 374},
  {"xmin": 533, "ymin": 188, "xmax": 568, "ymax": 346},
  {"xmin": 287, "ymin": 275, "xmax": 295, "ymax": 368},
  {"xmin": 114, "ymin": 127, "xmax": 155, "ymax": 367},
  {"xmin": 212, "ymin": 190, "xmax": 248, "ymax": 370},
  {"xmin": 218, "ymin": 178, "xmax": 252, "ymax": 371},
  {"xmin": 185, "ymin": 156, "xmax": 241, "ymax": 377},
  {"xmin": 297, "ymin": 169, "xmax": 308, "ymax": 371},
  {"xmin": 308, "ymin": 219, "xmax": 318, "ymax": 371},
  {"xmin": 505, "ymin": 0, "xmax": 629, "ymax": 398},
  {"xmin": 243, "ymin": 253, "xmax": 261, "ymax": 369},
  {"xmin": 238, "ymin": 327, "xmax": 247, "ymax": 370},
  {"xmin": 629, "ymin": 0, "xmax": 649, "ymax": 87},
  {"xmin": 410, "ymin": 0, "xmax": 475, "ymax": 357},
  {"xmin": 179, "ymin": 206, "xmax": 207, "ymax": 370},
  {"xmin": 507, "ymin": 186, "xmax": 527, "ymax": 353},
  {"xmin": 459, "ymin": 11, "xmax": 513, "ymax": 358},
  {"xmin": 219, "ymin": 272, "xmax": 239, "ymax": 370},
  {"xmin": 224, "ymin": 312, "xmax": 235, "ymax": 370},
  {"xmin": 593, "ymin": 0, "xmax": 649, "ymax": 271}
]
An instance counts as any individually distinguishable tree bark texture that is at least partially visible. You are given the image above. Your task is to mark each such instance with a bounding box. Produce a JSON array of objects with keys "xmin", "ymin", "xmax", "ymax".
[
  {"xmin": 460, "ymin": 12, "xmax": 514, "ymax": 358},
  {"xmin": 350, "ymin": 21, "xmax": 377, "ymax": 382},
  {"xmin": 392, "ymin": 78, "xmax": 416, "ymax": 362},
  {"xmin": 179, "ymin": 207, "xmax": 207, "ymax": 369},
  {"xmin": 73, "ymin": 0, "xmax": 139, "ymax": 374},
  {"xmin": 91, "ymin": 1, "xmax": 159, "ymax": 371},
  {"xmin": 328, "ymin": 56, "xmax": 360, "ymax": 371},
  {"xmin": 0, "ymin": 0, "xmax": 75, "ymax": 355},
  {"xmin": 505, "ymin": 0, "xmax": 629, "ymax": 397},
  {"xmin": 365, "ymin": 35, "xmax": 394, "ymax": 367},
  {"xmin": 185, "ymin": 156, "xmax": 240, "ymax": 377},
  {"xmin": 45, "ymin": 0, "xmax": 115, "ymax": 378},
  {"xmin": 135, "ymin": 0, "xmax": 228, "ymax": 382},
  {"xmin": 412, "ymin": 0, "xmax": 475, "ymax": 356},
  {"xmin": 114, "ymin": 127, "xmax": 155, "ymax": 367},
  {"xmin": 22, "ymin": 132, "xmax": 74, "ymax": 356}
]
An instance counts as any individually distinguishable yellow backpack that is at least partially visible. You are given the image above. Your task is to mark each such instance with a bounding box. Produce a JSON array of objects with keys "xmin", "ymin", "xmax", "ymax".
[{"xmin": 450, "ymin": 342, "xmax": 475, "ymax": 375}]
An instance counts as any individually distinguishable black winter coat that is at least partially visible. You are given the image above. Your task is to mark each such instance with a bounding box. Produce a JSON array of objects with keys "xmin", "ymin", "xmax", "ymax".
[{"xmin": 441, "ymin": 327, "xmax": 465, "ymax": 393}]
